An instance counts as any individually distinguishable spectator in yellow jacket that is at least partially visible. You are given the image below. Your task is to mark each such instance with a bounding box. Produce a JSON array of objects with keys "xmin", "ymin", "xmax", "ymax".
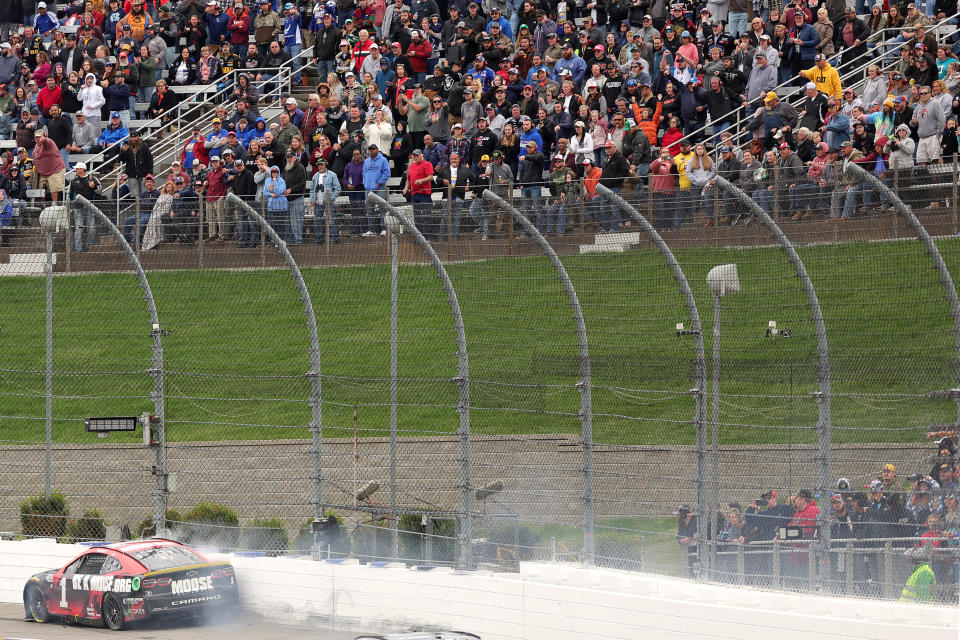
[
  {"xmin": 117, "ymin": 0, "xmax": 154, "ymax": 43},
  {"xmin": 800, "ymin": 54, "xmax": 842, "ymax": 99}
]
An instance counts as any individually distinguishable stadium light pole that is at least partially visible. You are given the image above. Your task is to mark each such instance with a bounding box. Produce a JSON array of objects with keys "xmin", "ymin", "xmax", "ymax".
[
  {"xmin": 386, "ymin": 213, "xmax": 400, "ymax": 561},
  {"xmin": 706, "ymin": 264, "xmax": 740, "ymax": 579}
]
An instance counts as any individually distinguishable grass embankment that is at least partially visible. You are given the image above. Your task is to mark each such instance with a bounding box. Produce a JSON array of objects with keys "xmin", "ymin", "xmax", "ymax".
[{"xmin": 1, "ymin": 238, "xmax": 958, "ymax": 446}]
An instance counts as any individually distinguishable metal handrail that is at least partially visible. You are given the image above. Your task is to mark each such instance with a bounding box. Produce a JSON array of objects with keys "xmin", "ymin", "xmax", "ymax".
[
  {"xmin": 668, "ymin": 11, "xmax": 960, "ymax": 151},
  {"xmin": 84, "ymin": 45, "xmax": 315, "ymax": 188}
]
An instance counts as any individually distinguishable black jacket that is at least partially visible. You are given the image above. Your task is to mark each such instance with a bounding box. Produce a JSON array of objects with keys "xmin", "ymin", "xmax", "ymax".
[
  {"xmin": 517, "ymin": 151, "xmax": 544, "ymax": 185},
  {"xmin": 45, "ymin": 115, "xmax": 73, "ymax": 151},
  {"xmin": 314, "ymin": 26, "xmax": 341, "ymax": 61},
  {"xmin": 118, "ymin": 143, "xmax": 155, "ymax": 179},
  {"xmin": 282, "ymin": 161, "xmax": 307, "ymax": 199},
  {"xmin": 599, "ymin": 150, "xmax": 631, "ymax": 189},
  {"xmin": 228, "ymin": 167, "xmax": 257, "ymax": 197},
  {"xmin": 436, "ymin": 162, "xmax": 472, "ymax": 199},
  {"xmin": 70, "ymin": 174, "xmax": 101, "ymax": 201}
]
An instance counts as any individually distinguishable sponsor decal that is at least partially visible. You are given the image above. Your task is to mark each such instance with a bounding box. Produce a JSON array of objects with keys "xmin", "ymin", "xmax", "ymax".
[
  {"xmin": 131, "ymin": 576, "xmax": 141, "ymax": 591},
  {"xmin": 123, "ymin": 597, "xmax": 146, "ymax": 617},
  {"xmin": 171, "ymin": 593, "xmax": 221, "ymax": 607},
  {"xmin": 71, "ymin": 575, "xmax": 134, "ymax": 593},
  {"xmin": 170, "ymin": 576, "xmax": 212, "ymax": 595}
]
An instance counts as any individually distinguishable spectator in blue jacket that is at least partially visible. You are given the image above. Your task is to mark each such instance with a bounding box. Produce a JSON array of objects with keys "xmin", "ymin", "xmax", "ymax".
[
  {"xmin": 33, "ymin": 2, "xmax": 60, "ymax": 44},
  {"xmin": 282, "ymin": 3, "xmax": 303, "ymax": 85},
  {"xmin": 104, "ymin": 76, "xmax": 133, "ymax": 128},
  {"xmin": 361, "ymin": 143, "xmax": 390, "ymax": 236},
  {"xmin": 204, "ymin": 2, "xmax": 231, "ymax": 54},
  {"xmin": 787, "ymin": 12, "xmax": 819, "ymax": 84},
  {"xmin": 517, "ymin": 116, "xmax": 542, "ymax": 159},
  {"xmin": 97, "ymin": 112, "xmax": 130, "ymax": 165},
  {"xmin": 554, "ymin": 43, "xmax": 586, "ymax": 86},
  {"xmin": 486, "ymin": 7, "xmax": 511, "ymax": 39}
]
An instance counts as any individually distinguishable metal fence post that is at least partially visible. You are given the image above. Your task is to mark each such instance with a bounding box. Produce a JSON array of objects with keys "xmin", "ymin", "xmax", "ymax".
[
  {"xmin": 736, "ymin": 543, "xmax": 744, "ymax": 585},
  {"xmin": 772, "ymin": 538, "xmax": 781, "ymax": 588},
  {"xmin": 135, "ymin": 191, "xmax": 141, "ymax": 256},
  {"xmin": 44, "ymin": 228, "xmax": 53, "ymax": 499},
  {"xmin": 389, "ymin": 217, "xmax": 399, "ymax": 561},
  {"xmin": 713, "ymin": 177, "xmax": 832, "ymax": 585},
  {"xmin": 74, "ymin": 195, "xmax": 166, "ymax": 533},
  {"xmin": 366, "ymin": 193, "xmax": 472, "ymax": 570},
  {"xmin": 226, "ymin": 194, "xmax": 325, "ymax": 525},
  {"xmin": 260, "ymin": 198, "xmax": 267, "ymax": 267},
  {"xmin": 845, "ymin": 542, "xmax": 854, "ymax": 595},
  {"xmin": 198, "ymin": 198, "xmax": 204, "ymax": 269},
  {"xmin": 482, "ymin": 190, "xmax": 594, "ymax": 565},
  {"xmin": 64, "ymin": 198, "xmax": 71, "ymax": 273},
  {"xmin": 596, "ymin": 184, "xmax": 707, "ymax": 575},
  {"xmin": 507, "ymin": 180, "xmax": 514, "ymax": 256},
  {"xmin": 446, "ymin": 182, "xmax": 453, "ymax": 260},
  {"xmin": 883, "ymin": 541, "xmax": 895, "ymax": 599},
  {"xmin": 324, "ymin": 190, "xmax": 331, "ymax": 258}
]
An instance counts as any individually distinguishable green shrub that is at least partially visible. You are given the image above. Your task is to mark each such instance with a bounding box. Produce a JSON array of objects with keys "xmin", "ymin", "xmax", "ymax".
[
  {"xmin": 64, "ymin": 510, "xmax": 107, "ymax": 543},
  {"xmin": 133, "ymin": 509, "xmax": 183, "ymax": 539},
  {"xmin": 179, "ymin": 503, "xmax": 240, "ymax": 550},
  {"xmin": 240, "ymin": 518, "xmax": 289, "ymax": 556},
  {"xmin": 20, "ymin": 492, "xmax": 69, "ymax": 538}
]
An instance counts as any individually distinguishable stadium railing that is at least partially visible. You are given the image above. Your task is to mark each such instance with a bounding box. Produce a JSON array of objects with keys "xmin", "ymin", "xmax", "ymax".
[{"xmin": 665, "ymin": 12, "xmax": 960, "ymax": 152}]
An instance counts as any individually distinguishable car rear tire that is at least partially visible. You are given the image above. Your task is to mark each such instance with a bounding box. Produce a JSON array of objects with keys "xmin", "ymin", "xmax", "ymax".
[
  {"xmin": 24, "ymin": 585, "xmax": 50, "ymax": 623},
  {"xmin": 101, "ymin": 593, "xmax": 125, "ymax": 631}
]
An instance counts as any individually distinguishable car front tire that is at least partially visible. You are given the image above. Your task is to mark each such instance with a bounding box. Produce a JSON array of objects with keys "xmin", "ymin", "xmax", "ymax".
[
  {"xmin": 24, "ymin": 585, "xmax": 50, "ymax": 623},
  {"xmin": 101, "ymin": 593, "xmax": 125, "ymax": 631}
]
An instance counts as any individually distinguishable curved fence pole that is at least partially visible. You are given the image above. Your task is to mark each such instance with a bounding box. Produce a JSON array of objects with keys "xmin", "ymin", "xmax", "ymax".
[
  {"xmin": 226, "ymin": 194, "xmax": 325, "ymax": 526},
  {"xmin": 365, "ymin": 192, "xmax": 474, "ymax": 570},
  {"xmin": 595, "ymin": 185, "xmax": 708, "ymax": 576},
  {"xmin": 844, "ymin": 163, "xmax": 960, "ymax": 424},
  {"xmin": 481, "ymin": 190, "xmax": 595, "ymax": 566},
  {"xmin": 74, "ymin": 196, "xmax": 167, "ymax": 533},
  {"xmin": 712, "ymin": 178, "xmax": 832, "ymax": 577}
]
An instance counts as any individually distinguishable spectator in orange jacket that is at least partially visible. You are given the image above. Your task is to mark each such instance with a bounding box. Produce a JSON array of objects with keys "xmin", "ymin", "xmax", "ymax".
[{"xmin": 631, "ymin": 101, "xmax": 662, "ymax": 147}]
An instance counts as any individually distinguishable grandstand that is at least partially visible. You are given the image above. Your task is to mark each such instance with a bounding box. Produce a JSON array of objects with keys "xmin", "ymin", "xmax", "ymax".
[{"xmin": 0, "ymin": 0, "xmax": 958, "ymax": 604}]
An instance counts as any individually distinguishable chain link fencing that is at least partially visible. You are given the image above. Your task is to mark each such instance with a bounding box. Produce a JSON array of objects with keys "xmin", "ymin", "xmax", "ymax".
[{"xmin": 0, "ymin": 170, "xmax": 957, "ymax": 604}]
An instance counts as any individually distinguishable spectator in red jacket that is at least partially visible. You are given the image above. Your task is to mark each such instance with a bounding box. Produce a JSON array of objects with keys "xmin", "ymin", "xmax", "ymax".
[
  {"xmin": 36, "ymin": 76, "xmax": 62, "ymax": 119},
  {"xmin": 403, "ymin": 147, "xmax": 435, "ymax": 235},
  {"xmin": 789, "ymin": 489, "xmax": 821, "ymax": 540},
  {"xmin": 786, "ymin": 489, "xmax": 821, "ymax": 575},
  {"xmin": 226, "ymin": 2, "xmax": 251, "ymax": 58},
  {"xmin": 181, "ymin": 126, "xmax": 210, "ymax": 176},
  {"xmin": 405, "ymin": 30, "xmax": 431, "ymax": 83}
]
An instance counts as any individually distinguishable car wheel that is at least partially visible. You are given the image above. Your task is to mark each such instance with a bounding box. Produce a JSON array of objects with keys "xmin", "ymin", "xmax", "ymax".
[
  {"xmin": 101, "ymin": 593, "xmax": 125, "ymax": 631},
  {"xmin": 24, "ymin": 585, "xmax": 50, "ymax": 623}
]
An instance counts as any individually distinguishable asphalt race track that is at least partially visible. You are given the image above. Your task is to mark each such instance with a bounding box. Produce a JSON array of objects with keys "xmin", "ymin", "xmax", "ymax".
[{"xmin": 0, "ymin": 603, "xmax": 364, "ymax": 639}]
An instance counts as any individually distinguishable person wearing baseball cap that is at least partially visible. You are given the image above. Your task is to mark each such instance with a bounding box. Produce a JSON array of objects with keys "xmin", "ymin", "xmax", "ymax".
[
  {"xmin": 545, "ymin": 150, "xmax": 576, "ymax": 236},
  {"xmin": 516, "ymin": 136, "xmax": 545, "ymax": 232},
  {"xmin": 308, "ymin": 148, "xmax": 341, "ymax": 246},
  {"xmin": 69, "ymin": 161, "xmax": 101, "ymax": 252},
  {"xmin": 798, "ymin": 52, "xmax": 842, "ymax": 99}
]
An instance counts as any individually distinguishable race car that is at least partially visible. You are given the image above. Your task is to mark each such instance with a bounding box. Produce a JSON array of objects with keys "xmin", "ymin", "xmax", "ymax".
[{"xmin": 23, "ymin": 538, "xmax": 239, "ymax": 630}]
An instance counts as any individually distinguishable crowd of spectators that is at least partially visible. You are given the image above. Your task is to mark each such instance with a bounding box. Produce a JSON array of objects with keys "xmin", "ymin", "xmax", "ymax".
[
  {"xmin": 676, "ymin": 436, "xmax": 959, "ymax": 601},
  {"xmin": 4, "ymin": 0, "xmax": 960, "ymax": 248}
]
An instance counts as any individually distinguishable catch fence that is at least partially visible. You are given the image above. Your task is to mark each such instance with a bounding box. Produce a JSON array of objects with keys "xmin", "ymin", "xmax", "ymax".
[{"xmin": 0, "ymin": 170, "xmax": 958, "ymax": 603}]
